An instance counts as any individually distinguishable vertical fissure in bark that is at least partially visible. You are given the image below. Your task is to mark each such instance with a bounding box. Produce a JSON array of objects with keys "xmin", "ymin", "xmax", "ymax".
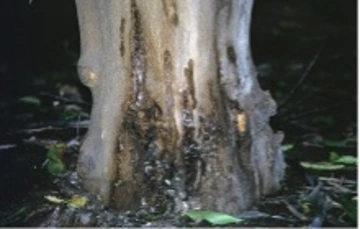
[
  {"xmin": 119, "ymin": 18, "xmax": 126, "ymax": 58},
  {"xmin": 184, "ymin": 59, "xmax": 197, "ymax": 110},
  {"xmin": 131, "ymin": 0, "xmax": 146, "ymax": 108},
  {"xmin": 161, "ymin": 0, "xmax": 179, "ymax": 26},
  {"xmin": 180, "ymin": 59, "xmax": 201, "ymax": 197},
  {"xmin": 163, "ymin": 50, "xmax": 175, "ymax": 122},
  {"xmin": 227, "ymin": 45, "xmax": 237, "ymax": 65}
]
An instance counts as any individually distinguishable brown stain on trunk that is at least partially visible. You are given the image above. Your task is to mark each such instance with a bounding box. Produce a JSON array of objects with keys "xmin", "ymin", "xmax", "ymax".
[
  {"xmin": 119, "ymin": 18, "xmax": 126, "ymax": 57},
  {"xmin": 161, "ymin": 0, "xmax": 179, "ymax": 26},
  {"xmin": 184, "ymin": 59, "xmax": 197, "ymax": 109},
  {"xmin": 163, "ymin": 50, "xmax": 175, "ymax": 119}
]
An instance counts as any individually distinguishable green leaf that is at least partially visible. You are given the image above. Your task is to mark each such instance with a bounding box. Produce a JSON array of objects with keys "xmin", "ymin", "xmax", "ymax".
[
  {"xmin": 329, "ymin": 152, "xmax": 340, "ymax": 162},
  {"xmin": 46, "ymin": 143, "xmax": 66, "ymax": 175},
  {"xmin": 185, "ymin": 210, "xmax": 243, "ymax": 225},
  {"xmin": 281, "ymin": 144, "xmax": 294, "ymax": 152},
  {"xmin": 334, "ymin": 155, "xmax": 357, "ymax": 165},
  {"xmin": 18, "ymin": 96, "xmax": 41, "ymax": 106},
  {"xmin": 46, "ymin": 143, "xmax": 66, "ymax": 160},
  {"xmin": 329, "ymin": 152, "xmax": 357, "ymax": 165},
  {"xmin": 67, "ymin": 195, "xmax": 88, "ymax": 208},
  {"xmin": 47, "ymin": 160, "xmax": 65, "ymax": 175},
  {"xmin": 300, "ymin": 161, "xmax": 344, "ymax": 171},
  {"xmin": 44, "ymin": 195, "xmax": 66, "ymax": 204}
]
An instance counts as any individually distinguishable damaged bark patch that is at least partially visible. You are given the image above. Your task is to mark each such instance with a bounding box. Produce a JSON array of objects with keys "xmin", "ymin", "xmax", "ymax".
[
  {"xmin": 184, "ymin": 59, "xmax": 197, "ymax": 109},
  {"xmin": 119, "ymin": 18, "xmax": 125, "ymax": 57},
  {"xmin": 227, "ymin": 46, "xmax": 237, "ymax": 64},
  {"xmin": 161, "ymin": 0, "xmax": 179, "ymax": 26},
  {"xmin": 131, "ymin": 0, "xmax": 147, "ymax": 107},
  {"xmin": 182, "ymin": 123, "xmax": 202, "ymax": 194},
  {"xmin": 111, "ymin": 104, "xmax": 174, "ymax": 212},
  {"xmin": 163, "ymin": 50, "xmax": 175, "ymax": 116},
  {"xmin": 236, "ymin": 112, "xmax": 247, "ymax": 134}
]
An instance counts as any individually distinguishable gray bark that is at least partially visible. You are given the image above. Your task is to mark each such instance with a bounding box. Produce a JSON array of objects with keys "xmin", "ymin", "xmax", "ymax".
[{"xmin": 75, "ymin": 0, "xmax": 285, "ymax": 214}]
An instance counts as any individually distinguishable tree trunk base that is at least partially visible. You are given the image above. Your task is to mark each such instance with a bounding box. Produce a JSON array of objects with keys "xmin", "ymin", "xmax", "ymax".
[{"xmin": 75, "ymin": 0, "xmax": 285, "ymax": 214}]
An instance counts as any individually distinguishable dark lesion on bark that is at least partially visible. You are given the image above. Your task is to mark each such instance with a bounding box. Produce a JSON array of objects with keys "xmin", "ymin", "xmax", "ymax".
[
  {"xmin": 163, "ymin": 50, "xmax": 175, "ymax": 119},
  {"xmin": 235, "ymin": 112, "xmax": 258, "ymax": 189},
  {"xmin": 183, "ymin": 59, "xmax": 197, "ymax": 109},
  {"xmin": 161, "ymin": 0, "xmax": 179, "ymax": 26},
  {"xmin": 227, "ymin": 45, "xmax": 237, "ymax": 65},
  {"xmin": 111, "ymin": 97, "xmax": 176, "ymax": 212},
  {"xmin": 119, "ymin": 18, "xmax": 126, "ymax": 57},
  {"xmin": 111, "ymin": 13, "xmax": 182, "ymax": 210}
]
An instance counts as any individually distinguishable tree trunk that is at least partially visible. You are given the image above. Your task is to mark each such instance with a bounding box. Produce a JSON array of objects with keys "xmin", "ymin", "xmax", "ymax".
[{"xmin": 75, "ymin": 0, "xmax": 285, "ymax": 214}]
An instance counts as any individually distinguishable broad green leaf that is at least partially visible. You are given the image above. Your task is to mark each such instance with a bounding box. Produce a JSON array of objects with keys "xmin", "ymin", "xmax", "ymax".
[
  {"xmin": 300, "ymin": 161, "xmax": 344, "ymax": 171},
  {"xmin": 47, "ymin": 143, "xmax": 66, "ymax": 160},
  {"xmin": 334, "ymin": 155, "xmax": 357, "ymax": 165},
  {"xmin": 67, "ymin": 195, "xmax": 88, "ymax": 208},
  {"xmin": 46, "ymin": 143, "xmax": 66, "ymax": 175},
  {"xmin": 281, "ymin": 144, "xmax": 294, "ymax": 152},
  {"xmin": 185, "ymin": 210, "xmax": 243, "ymax": 225},
  {"xmin": 47, "ymin": 160, "xmax": 65, "ymax": 175},
  {"xmin": 329, "ymin": 152, "xmax": 340, "ymax": 162},
  {"xmin": 45, "ymin": 195, "xmax": 65, "ymax": 204},
  {"xmin": 329, "ymin": 152, "xmax": 357, "ymax": 165},
  {"xmin": 18, "ymin": 96, "xmax": 41, "ymax": 106}
]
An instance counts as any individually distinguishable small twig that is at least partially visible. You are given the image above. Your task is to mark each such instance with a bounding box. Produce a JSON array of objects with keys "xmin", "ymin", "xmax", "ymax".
[
  {"xmin": 318, "ymin": 177, "xmax": 357, "ymax": 185},
  {"xmin": 283, "ymin": 104, "xmax": 341, "ymax": 121},
  {"xmin": 302, "ymin": 142, "xmax": 324, "ymax": 148},
  {"xmin": 302, "ymin": 142, "xmax": 356, "ymax": 149},
  {"xmin": 14, "ymin": 126, "xmax": 63, "ymax": 134},
  {"xmin": 282, "ymin": 200, "xmax": 308, "ymax": 221},
  {"xmin": 303, "ymin": 182, "xmax": 323, "ymax": 202},
  {"xmin": 67, "ymin": 120, "xmax": 89, "ymax": 128},
  {"xmin": 238, "ymin": 211, "xmax": 297, "ymax": 223},
  {"xmin": 285, "ymin": 120, "xmax": 318, "ymax": 131},
  {"xmin": 0, "ymin": 144, "xmax": 17, "ymax": 150},
  {"xmin": 24, "ymin": 205, "xmax": 53, "ymax": 223},
  {"xmin": 279, "ymin": 44, "xmax": 325, "ymax": 110},
  {"xmin": 326, "ymin": 182, "xmax": 357, "ymax": 194},
  {"xmin": 40, "ymin": 92, "xmax": 91, "ymax": 107},
  {"xmin": 260, "ymin": 194, "xmax": 299, "ymax": 204},
  {"xmin": 305, "ymin": 185, "xmax": 356, "ymax": 195}
]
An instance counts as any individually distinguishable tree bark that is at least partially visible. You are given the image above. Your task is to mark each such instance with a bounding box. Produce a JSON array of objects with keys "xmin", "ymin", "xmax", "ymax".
[{"xmin": 75, "ymin": 0, "xmax": 285, "ymax": 214}]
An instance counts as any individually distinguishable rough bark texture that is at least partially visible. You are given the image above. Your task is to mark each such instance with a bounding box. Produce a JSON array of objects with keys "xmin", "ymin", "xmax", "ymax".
[{"xmin": 75, "ymin": 0, "xmax": 285, "ymax": 214}]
